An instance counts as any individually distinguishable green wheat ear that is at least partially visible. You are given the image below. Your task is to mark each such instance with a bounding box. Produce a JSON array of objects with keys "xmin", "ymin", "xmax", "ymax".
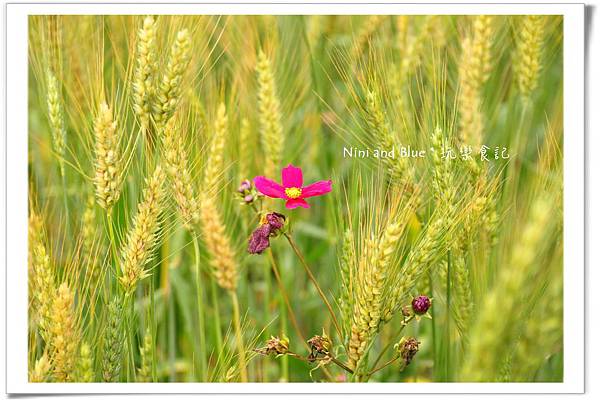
[{"xmin": 102, "ymin": 298, "xmax": 124, "ymax": 383}]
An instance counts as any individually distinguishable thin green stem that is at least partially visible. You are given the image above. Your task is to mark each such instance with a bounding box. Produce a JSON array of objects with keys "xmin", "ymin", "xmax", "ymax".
[
  {"xmin": 369, "ymin": 315, "xmax": 415, "ymax": 372},
  {"xmin": 168, "ymin": 286, "xmax": 176, "ymax": 381},
  {"xmin": 446, "ymin": 251, "xmax": 451, "ymax": 382},
  {"xmin": 283, "ymin": 233, "xmax": 343, "ymax": 341},
  {"xmin": 230, "ymin": 290, "xmax": 249, "ymax": 382},
  {"xmin": 210, "ymin": 278, "xmax": 224, "ymax": 368},
  {"xmin": 60, "ymin": 169, "xmax": 70, "ymax": 238},
  {"xmin": 429, "ymin": 271, "xmax": 438, "ymax": 379},
  {"xmin": 192, "ymin": 234, "xmax": 208, "ymax": 381},
  {"xmin": 367, "ymin": 355, "xmax": 401, "ymax": 377},
  {"xmin": 149, "ymin": 274, "xmax": 157, "ymax": 382},
  {"xmin": 285, "ymin": 352, "xmax": 354, "ymax": 375}
]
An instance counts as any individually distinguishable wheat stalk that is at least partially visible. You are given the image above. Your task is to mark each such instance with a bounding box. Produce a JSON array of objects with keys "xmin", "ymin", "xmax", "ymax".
[
  {"xmin": 364, "ymin": 90, "xmax": 409, "ymax": 184},
  {"xmin": 460, "ymin": 195, "xmax": 554, "ymax": 381},
  {"xmin": 256, "ymin": 50, "xmax": 284, "ymax": 178},
  {"xmin": 514, "ymin": 16, "xmax": 545, "ymax": 100},
  {"xmin": 102, "ymin": 298, "xmax": 123, "ymax": 382},
  {"xmin": 509, "ymin": 273, "xmax": 562, "ymax": 381},
  {"xmin": 383, "ymin": 214, "xmax": 450, "ymax": 323},
  {"xmin": 458, "ymin": 15, "xmax": 493, "ymax": 146},
  {"xmin": 347, "ymin": 222, "xmax": 404, "ymax": 372},
  {"xmin": 338, "ymin": 228, "xmax": 354, "ymax": 337},
  {"xmin": 238, "ymin": 117, "xmax": 251, "ymax": 180},
  {"xmin": 354, "ymin": 15, "xmax": 385, "ymax": 58},
  {"xmin": 119, "ymin": 165, "xmax": 166, "ymax": 293},
  {"xmin": 93, "ymin": 101, "xmax": 122, "ymax": 210},
  {"xmin": 133, "ymin": 16, "xmax": 158, "ymax": 132},
  {"xmin": 153, "ymin": 29, "xmax": 191, "ymax": 128},
  {"xmin": 76, "ymin": 342, "xmax": 94, "ymax": 382},
  {"xmin": 46, "ymin": 70, "xmax": 67, "ymax": 176},
  {"xmin": 49, "ymin": 282, "xmax": 79, "ymax": 382},
  {"xmin": 162, "ymin": 116, "xmax": 199, "ymax": 230},
  {"xmin": 137, "ymin": 327, "xmax": 153, "ymax": 382},
  {"xmin": 30, "ymin": 212, "xmax": 55, "ymax": 340},
  {"xmin": 199, "ymin": 103, "xmax": 237, "ymax": 291},
  {"xmin": 29, "ymin": 353, "xmax": 51, "ymax": 382}
]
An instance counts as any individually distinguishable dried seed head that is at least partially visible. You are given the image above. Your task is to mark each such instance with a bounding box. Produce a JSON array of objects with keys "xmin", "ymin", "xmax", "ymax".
[
  {"xmin": 256, "ymin": 335, "xmax": 290, "ymax": 356},
  {"xmin": 395, "ymin": 336, "xmax": 420, "ymax": 366},
  {"xmin": 307, "ymin": 332, "xmax": 331, "ymax": 361}
]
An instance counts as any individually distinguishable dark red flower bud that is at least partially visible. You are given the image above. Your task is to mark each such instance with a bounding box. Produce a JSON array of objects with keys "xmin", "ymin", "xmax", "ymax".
[{"xmin": 411, "ymin": 295, "xmax": 431, "ymax": 315}]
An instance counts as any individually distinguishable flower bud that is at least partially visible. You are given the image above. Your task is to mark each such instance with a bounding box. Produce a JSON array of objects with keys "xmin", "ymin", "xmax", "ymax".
[
  {"xmin": 238, "ymin": 179, "xmax": 252, "ymax": 194},
  {"xmin": 411, "ymin": 295, "xmax": 431, "ymax": 315}
]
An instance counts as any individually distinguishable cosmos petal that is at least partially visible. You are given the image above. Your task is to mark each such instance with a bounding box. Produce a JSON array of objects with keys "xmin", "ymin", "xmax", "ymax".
[
  {"xmin": 301, "ymin": 180, "xmax": 332, "ymax": 198},
  {"xmin": 285, "ymin": 198, "xmax": 310, "ymax": 209},
  {"xmin": 282, "ymin": 164, "xmax": 304, "ymax": 188},
  {"xmin": 254, "ymin": 176, "xmax": 286, "ymax": 198}
]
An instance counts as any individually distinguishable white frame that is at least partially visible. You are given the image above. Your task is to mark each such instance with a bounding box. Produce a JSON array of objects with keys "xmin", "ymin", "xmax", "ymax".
[{"xmin": 4, "ymin": 1, "xmax": 585, "ymax": 394}]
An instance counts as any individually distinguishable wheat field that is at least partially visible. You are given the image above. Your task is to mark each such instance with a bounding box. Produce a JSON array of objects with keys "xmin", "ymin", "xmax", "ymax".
[{"xmin": 27, "ymin": 14, "xmax": 563, "ymax": 383}]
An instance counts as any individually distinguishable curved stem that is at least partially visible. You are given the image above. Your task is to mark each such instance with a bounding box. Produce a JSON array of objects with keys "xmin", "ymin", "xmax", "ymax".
[
  {"xmin": 285, "ymin": 352, "xmax": 354, "ymax": 375},
  {"xmin": 367, "ymin": 355, "xmax": 401, "ymax": 378},
  {"xmin": 369, "ymin": 315, "xmax": 415, "ymax": 373},
  {"xmin": 267, "ymin": 249, "xmax": 307, "ymax": 348},
  {"xmin": 230, "ymin": 290, "xmax": 249, "ymax": 382},
  {"xmin": 283, "ymin": 233, "xmax": 342, "ymax": 341}
]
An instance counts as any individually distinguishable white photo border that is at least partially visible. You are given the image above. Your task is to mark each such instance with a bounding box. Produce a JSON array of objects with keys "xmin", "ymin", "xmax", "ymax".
[{"xmin": 5, "ymin": 1, "xmax": 585, "ymax": 394}]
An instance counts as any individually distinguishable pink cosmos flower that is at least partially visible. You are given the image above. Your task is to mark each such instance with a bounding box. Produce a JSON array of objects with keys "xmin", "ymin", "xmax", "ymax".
[{"xmin": 254, "ymin": 164, "xmax": 332, "ymax": 209}]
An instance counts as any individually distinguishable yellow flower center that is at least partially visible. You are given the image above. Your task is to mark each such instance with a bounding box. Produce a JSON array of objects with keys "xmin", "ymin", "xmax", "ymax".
[{"xmin": 285, "ymin": 187, "xmax": 302, "ymax": 199}]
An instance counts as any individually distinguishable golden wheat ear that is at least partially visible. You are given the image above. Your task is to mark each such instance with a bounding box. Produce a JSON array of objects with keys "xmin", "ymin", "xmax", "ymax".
[
  {"xmin": 119, "ymin": 165, "xmax": 166, "ymax": 293},
  {"xmin": 162, "ymin": 116, "xmax": 200, "ymax": 231},
  {"xmin": 93, "ymin": 101, "xmax": 123, "ymax": 211},
  {"xmin": 133, "ymin": 16, "xmax": 158, "ymax": 133},
  {"xmin": 256, "ymin": 50, "xmax": 284, "ymax": 179}
]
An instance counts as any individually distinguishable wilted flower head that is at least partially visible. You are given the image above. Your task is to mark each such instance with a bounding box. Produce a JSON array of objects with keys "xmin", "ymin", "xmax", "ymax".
[
  {"xmin": 247, "ymin": 212, "xmax": 286, "ymax": 254},
  {"xmin": 394, "ymin": 336, "xmax": 420, "ymax": 366},
  {"xmin": 411, "ymin": 295, "xmax": 431, "ymax": 315},
  {"xmin": 265, "ymin": 212, "xmax": 285, "ymax": 231},
  {"xmin": 307, "ymin": 332, "xmax": 331, "ymax": 362},
  {"xmin": 255, "ymin": 335, "xmax": 289, "ymax": 356}
]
